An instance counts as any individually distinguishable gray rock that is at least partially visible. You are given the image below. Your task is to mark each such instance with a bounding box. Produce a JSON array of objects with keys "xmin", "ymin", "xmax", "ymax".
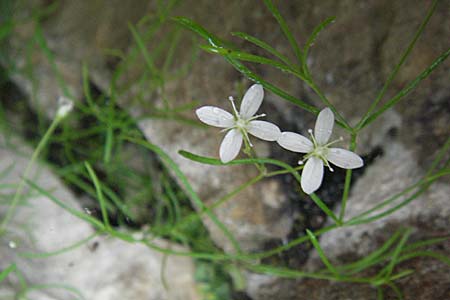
[{"xmin": 0, "ymin": 135, "xmax": 200, "ymax": 300}]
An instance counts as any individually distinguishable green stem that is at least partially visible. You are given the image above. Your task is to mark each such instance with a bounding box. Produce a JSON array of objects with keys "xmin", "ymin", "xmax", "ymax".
[
  {"xmin": 0, "ymin": 116, "xmax": 62, "ymax": 236},
  {"xmin": 242, "ymin": 135, "xmax": 267, "ymax": 174},
  {"xmin": 306, "ymin": 79, "xmax": 352, "ymax": 131},
  {"xmin": 339, "ymin": 133, "xmax": 357, "ymax": 221},
  {"xmin": 310, "ymin": 193, "xmax": 341, "ymax": 225}
]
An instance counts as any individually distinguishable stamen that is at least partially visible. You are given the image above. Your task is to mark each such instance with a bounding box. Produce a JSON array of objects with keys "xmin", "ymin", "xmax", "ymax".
[
  {"xmin": 308, "ymin": 129, "xmax": 318, "ymax": 147},
  {"xmin": 228, "ymin": 96, "xmax": 239, "ymax": 116},
  {"xmin": 324, "ymin": 136, "xmax": 344, "ymax": 148},
  {"xmin": 248, "ymin": 113, "xmax": 266, "ymax": 121},
  {"xmin": 242, "ymin": 129, "xmax": 253, "ymax": 147},
  {"xmin": 324, "ymin": 161, "xmax": 334, "ymax": 172}
]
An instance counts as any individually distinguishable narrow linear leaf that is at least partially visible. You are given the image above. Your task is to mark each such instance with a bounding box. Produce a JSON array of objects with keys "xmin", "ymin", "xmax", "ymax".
[
  {"xmin": 172, "ymin": 17, "xmax": 322, "ymax": 117},
  {"xmin": 337, "ymin": 230, "xmax": 402, "ymax": 275},
  {"xmin": 306, "ymin": 229, "xmax": 340, "ymax": 277},
  {"xmin": 302, "ymin": 16, "xmax": 336, "ymax": 73},
  {"xmin": 19, "ymin": 233, "xmax": 98, "ymax": 259},
  {"xmin": 24, "ymin": 179, "xmax": 105, "ymax": 230},
  {"xmin": 128, "ymin": 23, "xmax": 162, "ymax": 81},
  {"xmin": 379, "ymin": 229, "xmax": 411, "ymax": 279},
  {"xmin": 225, "ymin": 57, "xmax": 319, "ymax": 114},
  {"xmin": 262, "ymin": 0, "xmax": 303, "ymax": 65},
  {"xmin": 0, "ymin": 21, "xmax": 14, "ymax": 42},
  {"xmin": 201, "ymin": 45, "xmax": 304, "ymax": 79},
  {"xmin": 232, "ymin": 31, "xmax": 292, "ymax": 66},
  {"xmin": 84, "ymin": 162, "xmax": 111, "ymax": 229},
  {"xmin": 0, "ymin": 264, "xmax": 16, "ymax": 282},
  {"xmin": 357, "ymin": 0, "xmax": 441, "ymax": 130},
  {"xmin": 172, "ymin": 17, "xmax": 229, "ymax": 48},
  {"xmin": 399, "ymin": 250, "xmax": 450, "ymax": 266},
  {"xmin": 361, "ymin": 47, "xmax": 450, "ymax": 129}
]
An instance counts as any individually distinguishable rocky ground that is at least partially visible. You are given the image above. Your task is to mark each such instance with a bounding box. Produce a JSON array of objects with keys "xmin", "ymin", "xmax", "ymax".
[{"xmin": 1, "ymin": 0, "xmax": 449, "ymax": 299}]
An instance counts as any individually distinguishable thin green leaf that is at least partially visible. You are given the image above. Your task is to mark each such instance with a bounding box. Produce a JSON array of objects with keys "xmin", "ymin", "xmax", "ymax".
[
  {"xmin": 0, "ymin": 264, "xmax": 16, "ymax": 283},
  {"xmin": 34, "ymin": 24, "xmax": 72, "ymax": 98},
  {"xmin": 346, "ymin": 169, "xmax": 449, "ymax": 225},
  {"xmin": 128, "ymin": 22, "xmax": 162, "ymax": 81},
  {"xmin": 179, "ymin": 149, "xmax": 298, "ymax": 172},
  {"xmin": 306, "ymin": 229, "xmax": 340, "ymax": 277},
  {"xmin": 337, "ymin": 229, "xmax": 402, "ymax": 275},
  {"xmin": 19, "ymin": 233, "xmax": 98, "ymax": 259},
  {"xmin": 24, "ymin": 179, "xmax": 106, "ymax": 230},
  {"xmin": 201, "ymin": 45, "xmax": 305, "ymax": 79},
  {"xmin": 302, "ymin": 16, "xmax": 335, "ymax": 74},
  {"xmin": 172, "ymin": 17, "xmax": 229, "ymax": 48},
  {"xmin": 378, "ymin": 229, "xmax": 411, "ymax": 279},
  {"xmin": 403, "ymin": 236, "xmax": 450, "ymax": 253},
  {"xmin": 225, "ymin": 56, "xmax": 320, "ymax": 114},
  {"xmin": 0, "ymin": 20, "xmax": 13, "ymax": 42},
  {"xmin": 262, "ymin": 0, "xmax": 303, "ymax": 66},
  {"xmin": 360, "ymin": 47, "xmax": 450, "ymax": 129},
  {"xmin": 173, "ymin": 16, "xmax": 322, "ymax": 117},
  {"xmin": 399, "ymin": 250, "xmax": 450, "ymax": 266},
  {"xmin": 357, "ymin": 0, "xmax": 439, "ymax": 130},
  {"xmin": 232, "ymin": 31, "xmax": 292, "ymax": 66},
  {"xmin": 84, "ymin": 162, "xmax": 110, "ymax": 229}
]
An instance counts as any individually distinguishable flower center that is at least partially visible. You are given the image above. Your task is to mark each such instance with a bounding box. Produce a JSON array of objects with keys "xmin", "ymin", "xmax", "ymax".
[
  {"xmin": 313, "ymin": 146, "xmax": 328, "ymax": 159},
  {"xmin": 235, "ymin": 118, "xmax": 248, "ymax": 130}
]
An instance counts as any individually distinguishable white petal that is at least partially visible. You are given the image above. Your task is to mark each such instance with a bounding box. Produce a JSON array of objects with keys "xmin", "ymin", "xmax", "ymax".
[
  {"xmin": 196, "ymin": 106, "xmax": 234, "ymax": 128},
  {"xmin": 314, "ymin": 107, "xmax": 334, "ymax": 145},
  {"xmin": 220, "ymin": 129, "xmax": 243, "ymax": 163},
  {"xmin": 247, "ymin": 120, "xmax": 281, "ymax": 141},
  {"xmin": 301, "ymin": 157, "xmax": 324, "ymax": 195},
  {"xmin": 327, "ymin": 148, "xmax": 364, "ymax": 169},
  {"xmin": 277, "ymin": 132, "xmax": 313, "ymax": 153},
  {"xmin": 240, "ymin": 84, "xmax": 264, "ymax": 119}
]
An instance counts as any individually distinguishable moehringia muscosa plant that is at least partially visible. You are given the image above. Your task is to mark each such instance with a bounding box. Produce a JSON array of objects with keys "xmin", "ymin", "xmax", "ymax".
[{"xmin": 196, "ymin": 84, "xmax": 363, "ymax": 195}]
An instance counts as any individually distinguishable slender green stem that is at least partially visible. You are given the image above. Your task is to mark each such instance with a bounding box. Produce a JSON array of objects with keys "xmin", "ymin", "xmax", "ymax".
[
  {"xmin": 339, "ymin": 133, "xmax": 357, "ymax": 221},
  {"xmin": 0, "ymin": 115, "xmax": 62, "ymax": 236},
  {"xmin": 242, "ymin": 135, "xmax": 267, "ymax": 174},
  {"xmin": 85, "ymin": 162, "xmax": 111, "ymax": 229},
  {"xmin": 356, "ymin": 0, "xmax": 438, "ymax": 131},
  {"xmin": 306, "ymin": 79, "xmax": 352, "ymax": 131},
  {"xmin": 265, "ymin": 165, "xmax": 303, "ymax": 177},
  {"xmin": 306, "ymin": 229, "xmax": 340, "ymax": 277},
  {"xmin": 425, "ymin": 136, "xmax": 450, "ymax": 177},
  {"xmin": 310, "ymin": 193, "xmax": 341, "ymax": 225}
]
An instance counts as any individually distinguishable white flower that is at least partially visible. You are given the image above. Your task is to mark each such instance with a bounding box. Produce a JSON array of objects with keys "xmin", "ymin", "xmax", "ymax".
[
  {"xmin": 277, "ymin": 107, "xmax": 363, "ymax": 194},
  {"xmin": 55, "ymin": 96, "xmax": 74, "ymax": 119},
  {"xmin": 196, "ymin": 84, "xmax": 281, "ymax": 163}
]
